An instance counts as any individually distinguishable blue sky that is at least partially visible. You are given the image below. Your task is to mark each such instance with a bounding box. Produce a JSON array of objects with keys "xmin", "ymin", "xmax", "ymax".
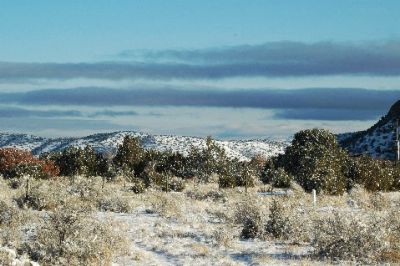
[{"xmin": 0, "ymin": 1, "xmax": 399, "ymax": 138}]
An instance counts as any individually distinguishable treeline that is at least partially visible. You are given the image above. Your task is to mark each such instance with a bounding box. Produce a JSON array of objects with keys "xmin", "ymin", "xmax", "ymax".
[{"xmin": 0, "ymin": 129, "xmax": 399, "ymax": 195}]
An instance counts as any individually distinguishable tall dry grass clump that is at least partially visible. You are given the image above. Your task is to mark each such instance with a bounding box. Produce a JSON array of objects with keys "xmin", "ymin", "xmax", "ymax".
[{"xmin": 24, "ymin": 199, "xmax": 129, "ymax": 266}]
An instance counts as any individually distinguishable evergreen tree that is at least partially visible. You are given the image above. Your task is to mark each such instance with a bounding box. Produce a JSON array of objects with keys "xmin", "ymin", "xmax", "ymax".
[{"xmin": 283, "ymin": 129, "xmax": 348, "ymax": 195}]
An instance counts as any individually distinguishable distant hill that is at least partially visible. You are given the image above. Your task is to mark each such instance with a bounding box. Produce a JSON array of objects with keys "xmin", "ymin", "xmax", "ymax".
[
  {"xmin": 338, "ymin": 99, "xmax": 400, "ymax": 160},
  {"xmin": 0, "ymin": 131, "xmax": 287, "ymax": 161}
]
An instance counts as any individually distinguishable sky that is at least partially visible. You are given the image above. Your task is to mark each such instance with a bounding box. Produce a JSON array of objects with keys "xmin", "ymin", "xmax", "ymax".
[{"xmin": 0, "ymin": 0, "xmax": 400, "ymax": 139}]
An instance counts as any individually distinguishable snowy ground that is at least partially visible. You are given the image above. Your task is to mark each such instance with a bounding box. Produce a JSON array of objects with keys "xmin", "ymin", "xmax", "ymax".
[
  {"xmin": 2, "ymin": 178, "xmax": 399, "ymax": 265},
  {"xmin": 98, "ymin": 184, "xmax": 323, "ymax": 266}
]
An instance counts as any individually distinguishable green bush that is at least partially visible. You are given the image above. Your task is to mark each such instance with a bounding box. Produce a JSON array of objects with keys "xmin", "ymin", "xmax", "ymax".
[
  {"xmin": 348, "ymin": 156, "xmax": 396, "ymax": 192},
  {"xmin": 218, "ymin": 173, "xmax": 236, "ymax": 188},
  {"xmin": 265, "ymin": 168, "xmax": 292, "ymax": 188},
  {"xmin": 235, "ymin": 201, "xmax": 263, "ymax": 239},
  {"xmin": 160, "ymin": 174, "xmax": 185, "ymax": 192},
  {"xmin": 130, "ymin": 177, "xmax": 146, "ymax": 194},
  {"xmin": 283, "ymin": 129, "xmax": 348, "ymax": 195},
  {"xmin": 265, "ymin": 200, "xmax": 291, "ymax": 239}
]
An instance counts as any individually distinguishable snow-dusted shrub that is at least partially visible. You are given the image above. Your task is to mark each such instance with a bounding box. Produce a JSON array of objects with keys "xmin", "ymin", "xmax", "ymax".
[
  {"xmin": 264, "ymin": 168, "xmax": 292, "ymax": 188},
  {"xmin": 369, "ymin": 192, "xmax": 390, "ymax": 210},
  {"xmin": 67, "ymin": 176, "xmax": 103, "ymax": 202},
  {"xmin": 212, "ymin": 227, "xmax": 234, "ymax": 247},
  {"xmin": 235, "ymin": 200, "xmax": 263, "ymax": 239},
  {"xmin": 160, "ymin": 174, "xmax": 185, "ymax": 192},
  {"xmin": 25, "ymin": 201, "xmax": 128, "ymax": 265},
  {"xmin": 265, "ymin": 199, "xmax": 291, "ymax": 239},
  {"xmin": 150, "ymin": 193, "xmax": 182, "ymax": 218},
  {"xmin": 350, "ymin": 156, "xmax": 396, "ymax": 192},
  {"xmin": 283, "ymin": 129, "xmax": 348, "ymax": 195},
  {"xmin": 0, "ymin": 248, "xmax": 14, "ymax": 266},
  {"xmin": 312, "ymin": 211, "xmax": 388, "ymax": 263},
  {"xmin": 130, "ymin": 177, "xmax": 146, "ymax": 193},
  {"xmin": 0, "ymin": 201, "xmax": 21, "ymax": 247},
  {"xmin": 218, "ymin": 173, "xmax": 236, "ymax": 188},
  {"xmin": 97, "ymin": 195, "xmax": 133, "ymax": 213},
  {"xmin": 16, "ymin": 180, "xmax": 69, "ymax": 211},
  {"xmin": 186, "ymin": 188, "xmax": 227, "ymax": 202}
]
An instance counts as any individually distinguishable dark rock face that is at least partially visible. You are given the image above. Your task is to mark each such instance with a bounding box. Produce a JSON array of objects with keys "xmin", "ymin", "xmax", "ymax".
[{"xmin": 388, "ymin": 100, "xmax": 400, "ymax": 119}]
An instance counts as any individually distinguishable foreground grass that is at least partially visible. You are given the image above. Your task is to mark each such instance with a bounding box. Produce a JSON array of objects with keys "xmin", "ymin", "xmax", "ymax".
[{"xmin": 1, "ymin": 176, "xmax": 400, "ymax": 265}]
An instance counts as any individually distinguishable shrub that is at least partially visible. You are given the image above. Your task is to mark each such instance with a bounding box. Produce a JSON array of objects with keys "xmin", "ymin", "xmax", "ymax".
[
  {"xmin": 235, "ymin": 200, "xmax": 263, "ymax": 239},
  {"xmin": 160, "ymin": 175, "xmax": 185, "ymax": 192},
  {"xmin": 114, "ymin": 136, "xmax": 146, "ymax": 175},
  {"xmin": 312, "ymin": 212, "xmax": 388, "ymax": 263},
  {"xmin": 97, "ymin": 195, "xmax": 132, "ymax": 213},
  {"xmin": 51, "ymin": 146, "xmax": 97, "ymax": 177},
  {"xmin": 218, "ymin": 173, "xmax": 236, "ymax": 188},
  {"xmin": 0, "ymin": 201, "xmax": 21, "ymax": 247},
  {"xmin": 67, "ymin": 176, "xmax": 103, "ymax": 203},
  {"xmin": 283, "ymin": 129, "xmax": 348, "ymax": 195},
  {"xmin": 16, "ymin": 180, "xmax": 69, "ymax": 211},
  {"xmin": 25, "ymin": 201, "xmax": 128, "ymax": 265},
  {"xmin": 150, "ymin": 193, "xmax": 182, "ymax": 218},
  {"xmin": 265, "ymin": 168, "xmax": 292, "ymax": 188},
  {"xmin": 186, "ymin": 136, "xmax": 229, "ymax": 183},
  {"xmin": 130, "ymin": 177, "xmax": 145, "ymax": 194},
  {"xmin": 265, "ymin": 200, "xmax": 291, "ymax": 239},
  {"xmin": 350, "ymin": 156, "xmax": 396, "ymax": 192},
  {"xmin": 0, "ymin": 148, "xmax": 59, "ymax": 179}
]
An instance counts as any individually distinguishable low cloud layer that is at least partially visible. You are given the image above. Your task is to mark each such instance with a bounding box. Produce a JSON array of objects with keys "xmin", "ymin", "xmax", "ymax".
[
  {"xmin": 1, "ymin": 41, "xmax": 400, "ymax": 81},
  {"xmin": 0, "ymin": 107, "xmax": 138, "ymax": 118},
  {"xmin": 0, "ymin": 87, "xmax": 398, "ymax": 112},
  {"xmin": 274, "ymin": 108, "xmax": 381, "ymax": 121}
]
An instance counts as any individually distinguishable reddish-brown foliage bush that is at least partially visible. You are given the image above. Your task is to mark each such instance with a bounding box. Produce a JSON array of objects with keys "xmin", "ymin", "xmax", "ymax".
[{"xmin": 0, "ymin": 148, "xmax": 59, "ymax": 178}]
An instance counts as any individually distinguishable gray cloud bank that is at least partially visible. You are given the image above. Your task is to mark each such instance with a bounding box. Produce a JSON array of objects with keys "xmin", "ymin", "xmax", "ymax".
[
  {"xmin": 0, "ymin": 87, "xmax": 398, "ymax": 120},
  {"xmin": 0, "ymin": 107, "xmax": 138, "ymax": 118},
  {"xmin": 1, "ymin": 41, "xmax": 400, "ymax": 81}
]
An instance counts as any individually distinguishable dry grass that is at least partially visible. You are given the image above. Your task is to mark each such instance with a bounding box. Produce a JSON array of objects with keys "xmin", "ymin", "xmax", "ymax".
[{"xmin": 0, "ymin": 176, "xmax": 399, "ymax": 265}]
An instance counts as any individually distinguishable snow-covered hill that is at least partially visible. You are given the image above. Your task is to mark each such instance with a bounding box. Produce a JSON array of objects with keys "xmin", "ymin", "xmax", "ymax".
[
  {"xmin": 0, "ymin": 131, "xmax": 287, "ymax": 161},
  {"xmin": 338, "ymin": 99, "xmax": 400, "ymax": 160}
]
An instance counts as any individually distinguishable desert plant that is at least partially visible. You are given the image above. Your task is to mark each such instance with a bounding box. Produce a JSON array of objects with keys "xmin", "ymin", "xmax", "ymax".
[
  {"xmin": 235, "ymin": 200, "xmax": 263, "ymax": 239},
  {"xmin": 114, "ymin": 136, "xmax": 146, "ymax": 175},
  {"xmin": 16, "ymin": 180, "xmax": 69, "ymax": 211},
  {"xmin": 265, "ymin": 168, "xmax": 292, "ymax": 188},
  {"xmin": 130, "ymin": 177, "xmax": 146, "ymax": 193},
  {"xmin": 97, "ymin": 195, "xmax": 132, "ymax": 213},
  {"xmin": 0, "ymin": 201, "xmax": 21, "ymax": 247},
  {"xmin": 25, "ymin": 200, "xmax": 128, "ymax": 265},
  {"xmin": 283, "ymin": 129, "xmax": 348, "ymax": 195},
  {"xmin": 265, "ymin": 199, "xmax": 291, "ymax": 239},
  {"xmin": 312, "ymin": 211, "xmax": 388, "ymax": 263},
  {"xmin": 160, "ymin": 175, "xmax": 185, "ymax": 192}
]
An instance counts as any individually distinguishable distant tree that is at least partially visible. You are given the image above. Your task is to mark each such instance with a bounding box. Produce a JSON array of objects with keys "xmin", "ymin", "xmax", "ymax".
[
  {"xmin": 83, "ymin": 145, "xmax": 97, "ymax": 176},
  {"xmin": 113, "ymin": 136, "xmax": 145, "ymax": 175},
  {"xmin": 187, "ymin": 136, "xmax": 228, "ymax": 183},
  {"xmin": 52, "ymin": 146, "xmax": 97, "ymax": 177}
]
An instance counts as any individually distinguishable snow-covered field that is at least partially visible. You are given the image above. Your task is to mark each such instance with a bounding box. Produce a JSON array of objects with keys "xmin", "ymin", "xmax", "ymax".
[{"xmin": 2, "ymin": 177, "xmax": 400, "ymax": 266}]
